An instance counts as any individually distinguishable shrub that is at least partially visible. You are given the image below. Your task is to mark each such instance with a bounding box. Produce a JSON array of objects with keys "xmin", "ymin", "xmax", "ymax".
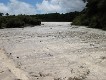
[
  {"xmin": 72, "ymin": 0, "xmax": 106, "ymax": 30},
  {"xmin": 6, "ymin": 18, "xmax": 25, "ymax": 28},
  {"xmin": 22, "ymin": 16, "xmax": 41, "ymax": 26},
  {"xmin": 72, "ymin": 14, "xmax": 89, "ymax": 26},
  {"xmin": 0, "ymin": 15, "xmax": 41, "ymax": 29},
  {"xmin": 72, "ymin": 16, "xmax": 82, "ymax": 26}
]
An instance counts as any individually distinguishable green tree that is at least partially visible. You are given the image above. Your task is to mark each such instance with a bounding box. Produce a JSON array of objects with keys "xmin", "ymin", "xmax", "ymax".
[
  {"xmin": 72, "ymin": 0, "xmax": 106, "ymax": 30},
  {"xmin": 0, "ymin": 13, "xmax": 4, "ymax": 16},
  {"xmin": 6, "ymin": 13, "xmax": 9, "ymax": 16}
]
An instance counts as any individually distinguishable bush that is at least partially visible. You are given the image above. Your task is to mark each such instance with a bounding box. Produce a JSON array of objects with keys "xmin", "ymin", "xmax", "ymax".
[
  {"xmin": 21, "ymin": 16, "xmax": 41, "ymax": 26},
  {"xmin": 0, "ymin": 15, "xmax": 41, "ymax": 29},
  {"xmin": 72, "ymin": 14, "xmax": 89, "ymax": 26},
  {"xmin": 72, "ymin": 0, "xmax": 106, "ymax": 30},
  {"xmin": 6, "ymin": 18, "xmax": 25, "ymax": 28},
  {"xmin": 0, "ymin": 17, "xmax": 7, "ymax": 28}
]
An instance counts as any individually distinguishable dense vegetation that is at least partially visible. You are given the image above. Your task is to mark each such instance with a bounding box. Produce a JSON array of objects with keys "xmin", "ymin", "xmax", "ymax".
[
  {"xmin": 0, "ymin": 15, "xmax": 41, "ymax": 29},
  {"xmin": 31, "ymin": 12, "xmax": 80, "ymax": 22},
  {"xmin": 72, "ymin": 0, "xmax": 106, "ymax": 30},
  {"xmin": 0, "ymin": 11, "xmax": 80, "ymax": 29}
]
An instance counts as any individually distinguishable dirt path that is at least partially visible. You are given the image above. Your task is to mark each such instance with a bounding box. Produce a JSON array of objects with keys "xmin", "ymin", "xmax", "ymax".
[{"xmin": 0, "ymin": 49, "xmax": 29, "ymax": 80}]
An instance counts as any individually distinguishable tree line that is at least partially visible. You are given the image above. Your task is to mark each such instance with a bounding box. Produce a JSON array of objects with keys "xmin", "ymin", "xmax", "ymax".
[
  {"xmin": 31, "ymin": 12, "xmax": 80, "ymax": 22},
  {"xmin": 0, "ymin": 14, "xmax": 41, "ymax": 29},
  {"xmin": 72, "ymin": 0, "xmax": 106, "ymax": 30},
  {"xmin": 0, "ymin": 12, "xmax": 80, "ymax": 28}
]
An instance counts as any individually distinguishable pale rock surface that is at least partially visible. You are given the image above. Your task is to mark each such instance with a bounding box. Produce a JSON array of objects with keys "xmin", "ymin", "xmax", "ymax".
[{"xmin": 0, "ymin": 22, "xmax": 106, "ymax": 80}]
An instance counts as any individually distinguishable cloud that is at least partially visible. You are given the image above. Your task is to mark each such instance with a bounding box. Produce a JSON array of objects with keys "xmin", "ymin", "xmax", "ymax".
[
  {"xmin": 0, "ymin": 3, "xmax": 9, "ymax": 13},
  {"xmin": 36, "ymin": 0, "xmax": 86, "ymax": 13},
  {"xmin": 0, "ymin": 0, "xmax": 37, "ymax": 15},
  {"xmin": 0, "ymin": 0, "xmax": 86, "ymax": 14},
  {"xmin": 36, "ymin": 0, "xmax": 61, "ymax": 13}
]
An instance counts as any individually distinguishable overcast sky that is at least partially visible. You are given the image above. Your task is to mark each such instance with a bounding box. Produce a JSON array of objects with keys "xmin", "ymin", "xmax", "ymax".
[{"xmin": 0, "ymin": 0, "xmax": 86, "ymax": 14}]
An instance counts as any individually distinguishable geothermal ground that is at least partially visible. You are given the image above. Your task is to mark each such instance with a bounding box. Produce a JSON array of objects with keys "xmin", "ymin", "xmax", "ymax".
[{"xmin": 0, "ymin": 22, "xmax": 106, "ymax": 80}]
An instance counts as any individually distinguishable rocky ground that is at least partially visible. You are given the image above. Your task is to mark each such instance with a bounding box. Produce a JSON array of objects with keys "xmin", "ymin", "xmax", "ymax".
[{"xmin": 0, "ymin": 22, "xmax": 106, "ymax": 80}]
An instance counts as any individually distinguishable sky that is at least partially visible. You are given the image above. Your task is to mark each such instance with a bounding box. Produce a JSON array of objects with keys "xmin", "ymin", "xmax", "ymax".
[{"xmin": 0, "ymin": 0, "xmax": 86, "ymax": 15}]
